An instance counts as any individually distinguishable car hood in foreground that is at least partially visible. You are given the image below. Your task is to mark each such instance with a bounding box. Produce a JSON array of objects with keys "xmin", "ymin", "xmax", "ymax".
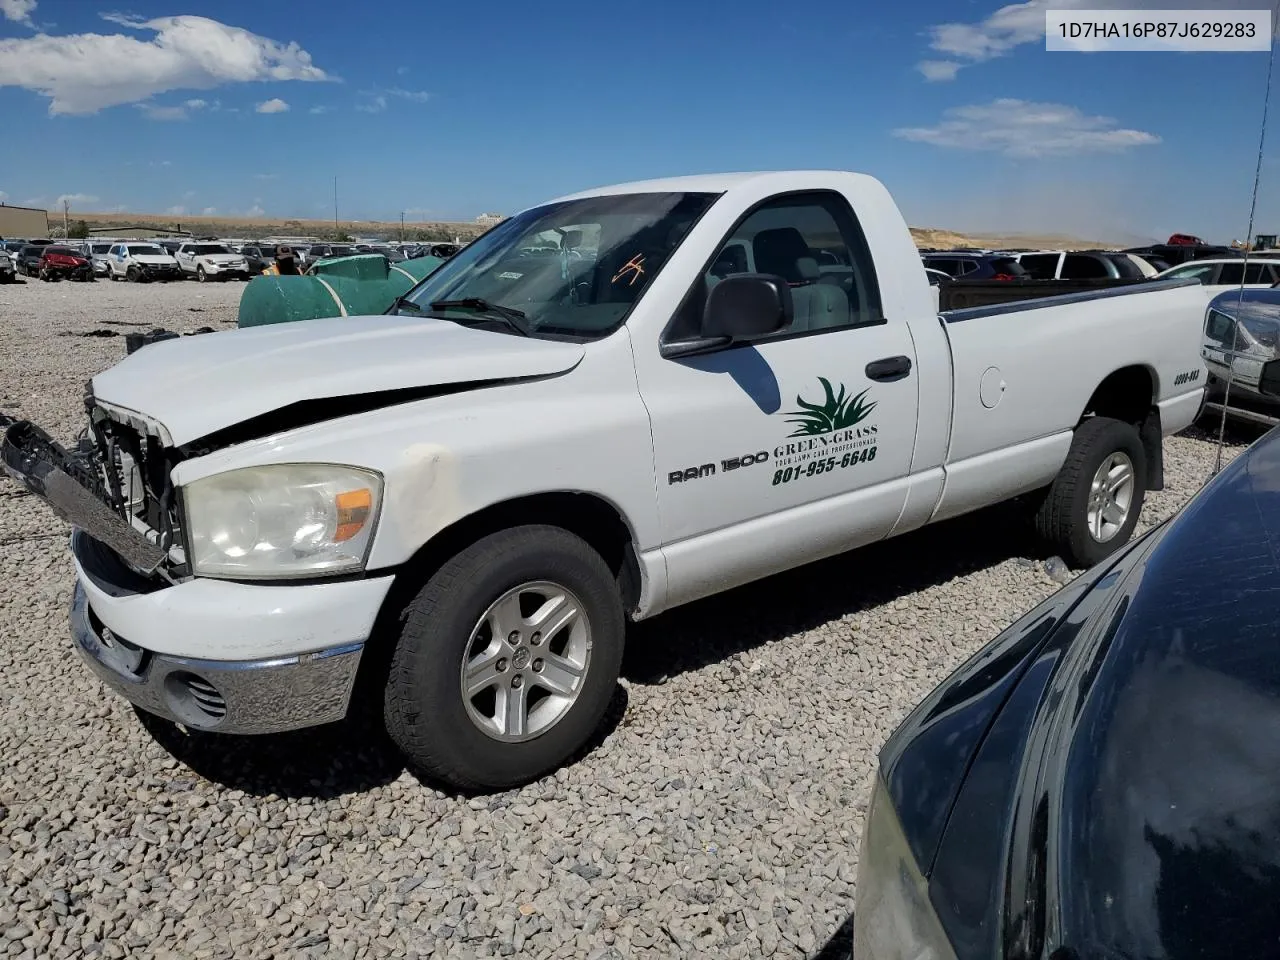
[{"xmin": 91, "ymin": 314, "xmax": 585, "ymax": 447}]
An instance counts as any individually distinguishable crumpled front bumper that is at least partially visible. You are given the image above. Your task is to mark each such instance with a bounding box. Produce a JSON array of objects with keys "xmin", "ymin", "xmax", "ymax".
[{"xmin": 3, "ymin": 419, "xmax": 389, "ymax": 734}]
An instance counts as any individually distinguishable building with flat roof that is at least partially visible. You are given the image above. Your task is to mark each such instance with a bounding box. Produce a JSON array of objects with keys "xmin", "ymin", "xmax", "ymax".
[{"xmin": 0, "ymin": 203, "xmax": 50, "ymax": 238}]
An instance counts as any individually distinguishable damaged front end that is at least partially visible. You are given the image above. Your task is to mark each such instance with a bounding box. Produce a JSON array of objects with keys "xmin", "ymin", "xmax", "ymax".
[{"xmin": 1, "ymin": 383, "xmax": 188, "ymax": 580}]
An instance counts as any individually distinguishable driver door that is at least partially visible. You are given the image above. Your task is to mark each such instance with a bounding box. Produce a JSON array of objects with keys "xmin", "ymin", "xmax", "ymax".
[{"xmin": 634, "ymin": 190, "xmax": 920, "ymax": 605}]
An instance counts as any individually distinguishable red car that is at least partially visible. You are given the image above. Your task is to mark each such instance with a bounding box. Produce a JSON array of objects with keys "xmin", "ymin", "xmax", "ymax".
[
  {"xmin": 1168, "ymin": 232, "xmax": 1207, "ymax": 246},
  {"xmin": 38, "ymin": 245, "xmax": 95, "ymax": 282}
]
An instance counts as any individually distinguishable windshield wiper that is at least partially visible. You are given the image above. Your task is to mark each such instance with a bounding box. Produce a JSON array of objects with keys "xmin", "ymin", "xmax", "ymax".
[
  {"xmin": 429, "ymin": 298, "xmax": 532, "ymax": 336},
  {"xmin": 387, "ymin": 294, "xmax": 427, "ymax": 315}
]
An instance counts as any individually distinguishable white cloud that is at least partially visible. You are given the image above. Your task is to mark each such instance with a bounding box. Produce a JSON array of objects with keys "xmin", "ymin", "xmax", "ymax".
[
  {"xmin": 919, "ymin": 0, "xmax": 1268, "ymax": 78},
  {"xmin": 55, "ymin": 192, "xmax": 99, "ymax": 208},
  {"xmin": 892, "ymin": 99, "xmax": 1160, "ymax": 158},
  {"xmin": 404, "ymin": 207, "xmax": 432, "ymax": 217},
  {"xmin": 137, "ymin": 103, "xmax": 188, "ymax": 121},
  {"xmin": 244, "ymin": 204, "xmax": 265, "ymax": 217},
  {"xmin": 309, "ymin": 104, "xmax": 328, "ymax": 114},
  {"xmin": 165, "ymin": 205, "xmax": 186, "ymax": 215},
  {"xmin": 183, "ymin": 190, "xmax": 196, "ymax": 199},
  {"xmin": 917, "ymin": 60, "xmax": 962, "ymax": 82},
  {"xmin": 0, "ymin": 0, "xmax": 36, "ymax": 27},
  {"xmin": 386, "ymin": 87, "xmax": 429, "ymax": 103},
  {"xmin": 202, "ymin": 206, "xmax": 217, "ymax": 215},
  {"xmin": 0, "ymin": 14, "xmax": 329, "ymax": 115},
  {"xmin": 24, "ymin": 196, "xmax": 45, "ymax": 205},
  {"xmin": 396, "ymin": 66, "xmax": 409, "ymax": 76},
  {"xmin": 256, "ymin": 97, "xmax": 289, "ymax": 113},
  {"xmin": 0, "ymin": 191, "xmax": 7, "ymax": 202},
  {"xmin": 357, "ymin": 95, "xmax": 387, "ymax": 113},
  {"xmin": 253, "ymin": 172, "xmax": 279, "ymax": 180},
  {"xmin": 185, "ymin": 98, "xmax": 207, "ymax": 109}
]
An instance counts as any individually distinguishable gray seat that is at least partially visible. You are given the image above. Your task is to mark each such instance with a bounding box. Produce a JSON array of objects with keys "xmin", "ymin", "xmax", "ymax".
[{"xmin": 751, "ymin": 228, "xmax": 851, "ymax": 332}]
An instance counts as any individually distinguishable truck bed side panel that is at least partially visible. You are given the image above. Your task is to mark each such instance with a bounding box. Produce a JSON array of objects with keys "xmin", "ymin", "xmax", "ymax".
[{"xmin": 933, "ymin": 284, "xmax": 1208, "ymax": 522}]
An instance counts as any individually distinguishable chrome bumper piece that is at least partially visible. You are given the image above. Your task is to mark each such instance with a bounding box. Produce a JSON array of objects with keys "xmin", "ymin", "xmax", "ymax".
[{"xmin": 71, "ymin": 582, "xmax": 364, "ymax": 734}]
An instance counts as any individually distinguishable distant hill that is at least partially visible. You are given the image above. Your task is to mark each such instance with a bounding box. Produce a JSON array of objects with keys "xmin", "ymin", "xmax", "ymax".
[{"xmin": 62, "ymin": 211, "xmax": 1113, "ymax": 250}]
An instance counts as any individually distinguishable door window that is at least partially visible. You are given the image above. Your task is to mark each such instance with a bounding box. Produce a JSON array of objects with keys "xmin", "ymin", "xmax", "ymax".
[{"xmin": 668, "ymin": 191, "xmax": 883, "ymax": 342}]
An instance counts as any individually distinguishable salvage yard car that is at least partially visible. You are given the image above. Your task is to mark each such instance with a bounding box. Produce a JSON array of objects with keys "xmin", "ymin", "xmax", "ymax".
[
  {"xmin": 175, "ymin": 242, "xmax": 252, "ymax": 282},
  {"xmin": 108, "ymin": 242, "xmax": 182, "ymax": 282},
  {"xmin": 1, "ymin": 170, "xmax": 1210, "ymax": 791}
]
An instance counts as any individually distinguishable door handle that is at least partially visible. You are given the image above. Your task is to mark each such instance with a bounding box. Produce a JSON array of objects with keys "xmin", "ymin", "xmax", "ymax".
[{"xmin": 865, "ymin": 355, "xmax": 913, "ymax": 382}]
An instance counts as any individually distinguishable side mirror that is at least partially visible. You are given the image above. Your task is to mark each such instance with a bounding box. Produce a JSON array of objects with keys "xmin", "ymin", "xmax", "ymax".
[
  {"xmin": 1260, "ymin": 358, "xmax": 1280, "ymax": 397},
  {"xmin": 701, "ymin": 274, "xmax": 793, "ymax": 342}
]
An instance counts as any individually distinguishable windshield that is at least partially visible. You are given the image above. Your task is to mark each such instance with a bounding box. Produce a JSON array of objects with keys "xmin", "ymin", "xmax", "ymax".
[
  {"xmin": 129, "ymin": 245, "xmax": 165, "ymax": 256},
  {"xmin": 190, "ymin": 244, "xmax": 232, "ymax": 255},
  {"xmin": 91, "ymin": 244, "xmax": 111, "ymax": 254},
  {"xmin": 398, "ymin": 191, "xmax": 718, "ymax": 338}
]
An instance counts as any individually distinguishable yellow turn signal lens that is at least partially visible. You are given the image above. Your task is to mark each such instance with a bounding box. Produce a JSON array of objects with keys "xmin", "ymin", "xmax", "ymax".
[{"xmin": 334, "ymin": 488, "xmax": 373, "ymax": 542}]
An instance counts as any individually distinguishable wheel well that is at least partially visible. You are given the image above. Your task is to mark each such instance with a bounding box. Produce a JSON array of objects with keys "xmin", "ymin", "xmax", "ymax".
[
  {"xmin": 1080, "ymin": 365, "xmax": 1164, "ymax": 491},
  {"xmin": 352, "ymin": 492, "xmax": 639, "ymax": 715},
  {"xmin": 1081, "ymin": 365, "xmax": 1155, "ymax": 424}
]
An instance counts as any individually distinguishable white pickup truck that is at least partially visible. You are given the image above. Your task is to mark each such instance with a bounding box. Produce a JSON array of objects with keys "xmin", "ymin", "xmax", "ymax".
[{"xmin": 1, "ymin": 170, "xmax": 1209, "ymax": 790}]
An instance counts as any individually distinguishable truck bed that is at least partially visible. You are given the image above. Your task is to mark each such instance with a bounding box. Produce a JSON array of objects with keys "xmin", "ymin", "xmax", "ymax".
[{"xmin": 940, "ymin": 276, "xmax": 1200, "ymax": 322}]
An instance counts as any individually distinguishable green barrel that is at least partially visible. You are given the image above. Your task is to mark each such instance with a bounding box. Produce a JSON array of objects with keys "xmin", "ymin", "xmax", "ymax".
[{"xmin": 237, "ymin": 254, "xmax": 443, "ymax": 328}]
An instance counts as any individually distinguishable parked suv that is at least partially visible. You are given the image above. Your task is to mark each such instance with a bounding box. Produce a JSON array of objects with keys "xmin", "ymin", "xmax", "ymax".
[
  {"xmin": 15, "ymin": 245, "xmax": 46, "ymax": 277},
  {"xmin": 108, "ymin": 242, "xmax": 182, "ymax": 282},
  {"xmin": 175, "ymin": 242, "xmax": 251, "ymax": 282},
  {"xmin": 0, "ymin": 248, "xmax": 15, "ymax": 283},
  {"xmin": 1013, "ymin": 250, "xmax": 1148, "ymax": 280},
  {"xmin": 920, "ymin": 252, "xmax": 1029, "ymax": 281}
]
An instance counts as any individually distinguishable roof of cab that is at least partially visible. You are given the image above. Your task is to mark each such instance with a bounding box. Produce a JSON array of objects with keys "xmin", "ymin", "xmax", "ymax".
[{"xmin": 547, "ymin": 170, "xmax": 872, "ymax": 204}]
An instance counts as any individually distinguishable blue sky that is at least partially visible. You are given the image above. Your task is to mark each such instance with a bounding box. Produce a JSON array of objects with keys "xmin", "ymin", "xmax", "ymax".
[{"xmin": 0, "ymin": 0, "xmax": 1276, "ymax": 242}]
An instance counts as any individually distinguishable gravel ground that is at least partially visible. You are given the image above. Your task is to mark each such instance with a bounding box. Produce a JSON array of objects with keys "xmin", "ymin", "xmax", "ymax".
[{"xmin": 0, "ymin": 276, "xmax": 1256, "ymax": 959}]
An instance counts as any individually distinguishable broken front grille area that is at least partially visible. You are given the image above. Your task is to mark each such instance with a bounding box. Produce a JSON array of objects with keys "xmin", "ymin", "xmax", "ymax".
[{"xmin": 83, "ymin": 386, "xmax": 189, "ymax": 579}]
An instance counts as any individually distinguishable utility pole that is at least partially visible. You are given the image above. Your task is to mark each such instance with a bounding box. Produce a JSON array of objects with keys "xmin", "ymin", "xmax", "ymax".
[
  {"xmin": 62, "ymin": 199, "xmax": 69, "ymax": 238},
  {"xmin": 333, "ymin": 176, "xmax": 339, "ymax": 238},
  {"xmin": 399, "ymin": 211, "xmax": 405, "ymax": 243}
]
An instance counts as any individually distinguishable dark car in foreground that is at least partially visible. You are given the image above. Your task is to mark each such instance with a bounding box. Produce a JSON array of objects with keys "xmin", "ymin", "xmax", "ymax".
[{"xmin": 856, "ymin": 415, "xmax": 1280, "ymax": 960}]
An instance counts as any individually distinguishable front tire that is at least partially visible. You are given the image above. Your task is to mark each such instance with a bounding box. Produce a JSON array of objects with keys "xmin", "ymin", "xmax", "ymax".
[
  {"xmin": 1035, "ymin": 416, "xmax": 1147, "ymax": 568},
  {"xmin": 197, "ymin": 266, "xmax": 207, "ymax": 283},
  {"xmin": 383, "ymin": 525, "xmax": 625, "ymax": 791}
]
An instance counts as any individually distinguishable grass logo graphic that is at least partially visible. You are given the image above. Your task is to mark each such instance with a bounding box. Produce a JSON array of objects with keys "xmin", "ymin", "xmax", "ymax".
[{"xmin": 785, "ymin": 377, "xmax": 877, "ymax": 437}]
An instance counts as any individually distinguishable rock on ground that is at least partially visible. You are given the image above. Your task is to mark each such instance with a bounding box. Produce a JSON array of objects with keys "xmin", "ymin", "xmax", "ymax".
[{"xmin": 0, "ymin": 276, "xmax": 1257, "ymax": 958}]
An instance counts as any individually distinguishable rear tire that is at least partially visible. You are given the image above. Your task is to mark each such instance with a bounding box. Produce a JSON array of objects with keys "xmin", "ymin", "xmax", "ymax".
[
  {"xmin": 1035, "ymin": 416, "xmax": 1147, "ymax": 569},
  {"xmin": 383, "ymin": 525, "xmax": 625, "ymax": 791}
]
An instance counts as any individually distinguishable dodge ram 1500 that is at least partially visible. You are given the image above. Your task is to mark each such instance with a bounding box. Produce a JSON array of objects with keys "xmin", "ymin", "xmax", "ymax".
[{"xmin": 2, "ymin": 170, "xmax": 1208, "ymax": 790}]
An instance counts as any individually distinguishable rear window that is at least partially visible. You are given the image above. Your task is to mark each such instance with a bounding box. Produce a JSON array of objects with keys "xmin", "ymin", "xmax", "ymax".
[
  {"xmin": 1107, "ymin": 255, "xmax": 1145, "ymax": 279},
  {"xmin": 990, "ymin": 257, "xmax": 1029, "ymax": 277},
  {"xmin": 1018, "ymin": 253, "xmax": 1060, "ymax": 279},
  {"xmin": 1062, "ymin": 254, "xmax": 1111, "ymax": 279}
]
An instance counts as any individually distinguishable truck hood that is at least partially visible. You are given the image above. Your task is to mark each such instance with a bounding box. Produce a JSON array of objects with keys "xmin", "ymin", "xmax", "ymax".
[{"xmin": 91, "ymin": 314, "xmax": 585, "ymax": 447}]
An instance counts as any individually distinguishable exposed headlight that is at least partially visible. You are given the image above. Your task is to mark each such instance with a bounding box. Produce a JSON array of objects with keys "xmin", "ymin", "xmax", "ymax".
[
  {"xmin": 852, "ymin": 775, "xmax": 957, "ymax": 960},
  {"xmin": 184, "ymin": 464, "xmax": 382, "ymax": 579}
]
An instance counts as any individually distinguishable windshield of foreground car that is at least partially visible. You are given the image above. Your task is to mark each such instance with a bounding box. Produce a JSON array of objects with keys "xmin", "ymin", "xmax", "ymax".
[
  {"xmin": 191, "ymin": 244, "xmax": 233, "ymax": 255},
  {"xmin": 128, "ymin": 245, "xmax": 166, "ymax": 256},
  {"xmin": 396, "ymin": 191, "xmax": 719, "ymax": 338}
]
